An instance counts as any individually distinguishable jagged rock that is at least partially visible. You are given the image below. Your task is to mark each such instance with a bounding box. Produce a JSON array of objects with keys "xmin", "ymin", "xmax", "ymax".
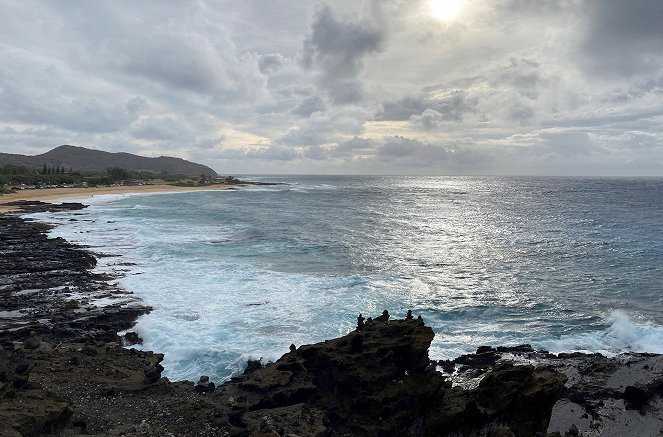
[
  {"xmin": 123, "ymin": 331, "xmax": 143, "ymax": 346},
  {"xmin": 0, "ymin": 200, "xmax": 88, "ymax": 213},
  {"xmin": 221, "ymin": 315, "xmax": 567, "ymax": 436},
  {"xmin": 143, "ymin": 358, "xmax": 164, "ymax": 384},
  {"xmin": 195, "ymin": 375, "xmax": 216, "ymax": 393}
]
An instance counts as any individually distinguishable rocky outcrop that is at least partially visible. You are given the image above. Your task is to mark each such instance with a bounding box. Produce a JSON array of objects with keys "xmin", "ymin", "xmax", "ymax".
[
  {"xmin": 0, "ymin": 214, "xmax": 150, "ymax": 344},
  {"xmin": 0, "ymin": 348, "xmax": 72, "ymax": 436},
  {"xmin": 0, "ymin": 201, "xmax": 88, "ymax": 213},
  {"xmin": 215, "ymin": 314, "xmax": 567, "ymax": 437}
]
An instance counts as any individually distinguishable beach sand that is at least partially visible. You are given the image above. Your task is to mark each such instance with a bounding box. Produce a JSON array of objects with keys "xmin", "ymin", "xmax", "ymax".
[{"xmin": 0, "ymin": 183, "xmax": 248, "ymax": 212}]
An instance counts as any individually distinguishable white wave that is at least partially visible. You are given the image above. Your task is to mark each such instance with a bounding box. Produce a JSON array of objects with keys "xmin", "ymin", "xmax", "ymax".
[{"xmin": 541, "ymin": 310, "xmax": 663, "ymax": 355}]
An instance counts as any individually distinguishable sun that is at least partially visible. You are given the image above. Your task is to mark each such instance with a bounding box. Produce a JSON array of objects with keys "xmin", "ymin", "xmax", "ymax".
[{"xmin": 427, "ymin": 0, "xmax": 465, "ymax": 21}]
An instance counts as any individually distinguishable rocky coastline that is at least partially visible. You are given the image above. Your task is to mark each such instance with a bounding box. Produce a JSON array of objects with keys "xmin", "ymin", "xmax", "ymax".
[{"xmin": 1, "ymin": 203, "xmax": 662, "ymax": 436}]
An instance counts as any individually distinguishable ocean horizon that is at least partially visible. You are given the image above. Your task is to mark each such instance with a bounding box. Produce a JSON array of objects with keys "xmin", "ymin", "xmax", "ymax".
[{"xmin": 28, "ymin": 175, "xmax": 663, "ymax": 382}]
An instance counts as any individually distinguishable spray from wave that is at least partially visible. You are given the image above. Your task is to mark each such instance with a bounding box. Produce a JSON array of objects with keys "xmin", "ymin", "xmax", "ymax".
[{"xmin": 542, "ymin": 310, "xmax": 663, "ymax": 355}]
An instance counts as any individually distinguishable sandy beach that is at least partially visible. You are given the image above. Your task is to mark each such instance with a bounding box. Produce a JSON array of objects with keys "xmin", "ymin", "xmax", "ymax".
[{"xmin": 0, "ymin": 183, "xmax": 249, "ymax": 213}]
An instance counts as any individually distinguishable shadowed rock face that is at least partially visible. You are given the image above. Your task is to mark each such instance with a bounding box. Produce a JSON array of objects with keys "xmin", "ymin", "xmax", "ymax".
[
  {"xmin": 226, "ymin": 317, "xmax": 441, "ymax": 435},
  {"xmin": 221, "ymin": 316, "xmax": 567, "ymax": 437}
]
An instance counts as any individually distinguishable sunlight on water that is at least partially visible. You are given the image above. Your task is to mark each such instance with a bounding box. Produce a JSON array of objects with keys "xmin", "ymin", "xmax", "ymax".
[{"xmin": 32, "ymin": 176, "xmax": 663, "ymax": 381}]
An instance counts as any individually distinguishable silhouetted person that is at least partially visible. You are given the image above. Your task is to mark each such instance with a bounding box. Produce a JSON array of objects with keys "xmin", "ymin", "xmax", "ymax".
[{"xmin": 357, "ymin": 313, "xmax": 365, "ymax": 330}]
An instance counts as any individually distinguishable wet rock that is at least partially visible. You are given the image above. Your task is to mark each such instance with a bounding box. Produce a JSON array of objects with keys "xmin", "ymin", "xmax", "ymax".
[
  {"xmin": 0, "ymin": 214, "xmax": 150, "ymax": 344},
  {"xmin": 496, "ymin": 344, "xmax": 535, "ymax": 354},
  {"xmin": 244, "ymin": 359, "xmax": 264, "ymax": 375},
  {"xmin": 0, "ymin": 200, "xmax": 88, "ymax": 213},
  {"xmin": 454, "ymin": 346, "xmax": 500, "ymax": 368},
  {"xmin": 123, "ymin": 331, "xmax": 143, "ymax": 346}
]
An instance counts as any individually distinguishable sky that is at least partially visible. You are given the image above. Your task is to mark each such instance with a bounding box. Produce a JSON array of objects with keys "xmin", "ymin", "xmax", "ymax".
[{"xmin": 1, "ymin": 0, "xmax": 662, "ymax": 176}]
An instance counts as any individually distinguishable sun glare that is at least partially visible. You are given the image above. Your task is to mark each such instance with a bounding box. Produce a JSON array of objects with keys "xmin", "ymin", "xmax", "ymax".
[{"xmin": 428, "ymin": 0, "xmax": 465, "ymax": 21}]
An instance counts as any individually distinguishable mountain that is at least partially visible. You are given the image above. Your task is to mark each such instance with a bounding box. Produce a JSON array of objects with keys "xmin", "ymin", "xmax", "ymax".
[{"xmin": 0, "ymin": 145, "xmax": 218, "ymax": 177}]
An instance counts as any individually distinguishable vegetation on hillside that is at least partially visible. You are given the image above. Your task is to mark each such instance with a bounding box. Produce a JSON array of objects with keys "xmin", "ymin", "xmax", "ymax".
[{"xmin": 0, "ymin": 164, "xmax": 239, "ymax": 191}]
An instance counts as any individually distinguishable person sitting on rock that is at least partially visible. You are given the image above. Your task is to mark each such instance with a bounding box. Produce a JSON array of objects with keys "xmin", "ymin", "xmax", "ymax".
[
  {"xmin": 356, "ymin": 313, "xmax": 365, "ymax": 330},
  {"xmin": 376, "ymin": 310, "xmax": 390, "ymax": 322},
  {"xmin": 406, "ymin": 309, "xmax": 413, "ymax": 319}
]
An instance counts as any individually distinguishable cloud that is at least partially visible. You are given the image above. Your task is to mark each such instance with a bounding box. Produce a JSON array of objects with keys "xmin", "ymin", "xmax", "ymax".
[
  {"xmin": 579, "ymin": 0, "xmax": 663, "ymax": 77},
  {"xmin": 380, "ymin": 90, "xmax": 479, "ymax": 125},
  {"xmin": 277, "ymin": 106, "xmax": 369, "ymax": 146},
  {"xmin": 0, "ymin": 0, "xmax": 662, "ymax": 176},
  {"xmin": 279, "ymin": 127, "xmax": 328, "ymax": 146},
  {"xmin": 259, "ymin": 53, "xmax": 285, "ymax": 74},
  {"xmin": 376, "ymin": 136, "xmax": 494, "ymax": 170},
  {"xmin": 130, "ymin": 116, "xmax": 184, "ymax": 141},
  {"xmin": 291, "ymin": 96, "xmax": 326, "ymax": 117},
  {"xmin": 332, "ymin": 136, "xmax": 375, "ymax": 156},
  {"xmin": 533, "ymin": 132, "xmax": 606, "ymax": 159},
  {"xmin": 302, "ymin": 5, "xmax": 385, "ymax": 103},
  {"xmin": 212, "ymin": 145, "xmax": 301, "ymax": 161}
]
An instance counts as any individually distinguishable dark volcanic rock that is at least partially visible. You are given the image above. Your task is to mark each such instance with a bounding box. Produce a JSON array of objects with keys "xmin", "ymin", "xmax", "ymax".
[
  {"xmin": 219, "ymin": 316, "xmax": 567, "ymax": 437},
  {"xmin": 0, "ymin": 214, "xmax": 150, "ymax": 344},
  {"xmin": 1, "ymin": 200, "xmax": 88, "ymax": 213},
  {"xmin": 123, "ymin": 331, "xmax": 143, "ymax": 346}
]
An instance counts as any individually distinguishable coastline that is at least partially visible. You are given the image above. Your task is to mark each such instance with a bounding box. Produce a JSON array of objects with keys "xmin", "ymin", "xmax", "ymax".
[
  {"xmin": 0, "ymin": 183, "xmax": 251, "ymax": 213},
  {"xmin": 1, "ymin": 204, "xmax": 662, "ymax": 436}
]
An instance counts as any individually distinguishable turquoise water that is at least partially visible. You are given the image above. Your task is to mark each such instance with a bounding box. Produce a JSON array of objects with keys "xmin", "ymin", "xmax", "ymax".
[{"xmin": 35, "ymin": 176, "xmax": 663, "ymax": 381}]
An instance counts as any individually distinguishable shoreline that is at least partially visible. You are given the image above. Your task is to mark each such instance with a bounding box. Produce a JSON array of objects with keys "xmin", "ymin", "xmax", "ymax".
[
  {"xmin": 1, "ymin": 206, "xmax": 662, "ymax": 436},
  {"xmin": 0, "ymin": 183, "xmax": 252, "ymax": 212}
]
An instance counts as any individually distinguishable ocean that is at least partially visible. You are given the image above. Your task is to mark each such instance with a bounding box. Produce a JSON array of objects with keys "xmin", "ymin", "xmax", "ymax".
[{"xmin": 29, "ymin": 176, "xmax": 663, "ymax": 382}]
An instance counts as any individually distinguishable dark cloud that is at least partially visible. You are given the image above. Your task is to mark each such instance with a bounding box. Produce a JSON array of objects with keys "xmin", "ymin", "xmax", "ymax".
[
  {"xmin": 376, "ymin": 136, "xmax": 493, "ymax": 169},
  {"xmin": 130, "ymin": 116, "xmax": 183, "ymax": 141},
  {"xmin": 302, "ymin": 5, "xmax": 384, "ymax": 103},
  {"xmin": 259, "ymin": 53, "xmax": 285, "ymax": 74},
  {"xmin": 0, "ymin": 86, "xmax": 139, "ymax": 134},
  {"xmin": 379, "ymin": 90, "xmax": 478, "ymax": 125},
  {"xmin": 291, "ymin": 96, "xmax": 326, "ymax": 117},
  {"xmin": 333, "ymin": 136, "xmax": 374, "ymax": 156},
  {"xmin": 119, "ymin": 33, "xmax": 266, "ymax": 101},
  {"xmin": 213, "ymin": 146, "xmax": 301, "ymax": 161},
  {"xmin": 304, "ymin": 144, "xmax": 328, "ymax": 160},
  {"xmin": 495, "ymin": 0, "xmax": 570, "ymax": 15},
  {"xmin": 126, "ymin": 97, "xmax": 149, "ymax": 117},
  {"xmin": 279, "ymin": 127, "xmax": 328, "ymax": 146},
  {"xmin": 580, "ymin": 0, "xmax": 663, "ymax": 77},
  {"xmin": 534, "ymin": 132, "xmax": 606, "ymax": 159}
]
